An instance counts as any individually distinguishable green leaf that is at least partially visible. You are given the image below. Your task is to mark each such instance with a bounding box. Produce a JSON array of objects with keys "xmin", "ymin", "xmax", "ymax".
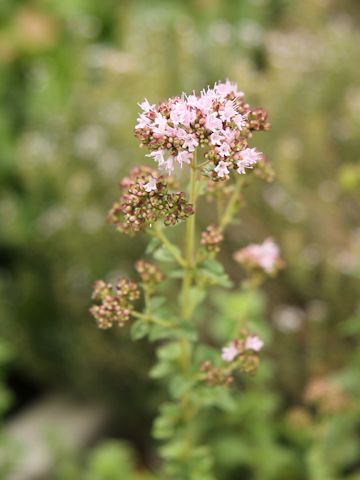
[
  {"xmin": 203, "ymin": 259, "xmax": 224, "ymax": 275},
  {"xmin": 160, "ymin": 440, "xmax": 188, "ymax": 460},
  {"xmin": 149, "ymin": 296, "xmax": 166, "ymax": 310},
  {"xmin": 146, "ymin": 237, "xmax": 161, "ymax": 254},
  {"xmin": 130, "ymin": 320, "xmax": 150, "ymax": 340},
  {"xmin": 198, "ymin": 259, "xmax": 233, "ymax": 288},
  {"xmin": 152, "ymin": 403, "xmax": 179, "ymax": 439},
  {"xmin": 149, "ymin": 324, "xmax": 170, "ymax": 342},
  {"xmin": 154, "ymin": 246, "xmax": 181, "ymax": 263},
  {"xmin": 158, "ymin": 342, "xmax": 182, "ymax": 360},
  {"xmin": 197, "ymin": 386, "xmax": 237, "ymax": 412},
  {"xmin": 189, "ymin": 287, "xmax": 206, "ymax": 311},
  {"xmin": 172, "ymin": 322, "xmax": 198, "ymax": 342},
  {"xmin": 169, "ymin": 375, "xmax": 194, "ymax": 398},
  {"xmin": 149, "ymin": 361, "xmax": 173, "ymax": 379},
  {"xmin": 194, "ymin": 344, "xmax": 220, "ymax": 366}
]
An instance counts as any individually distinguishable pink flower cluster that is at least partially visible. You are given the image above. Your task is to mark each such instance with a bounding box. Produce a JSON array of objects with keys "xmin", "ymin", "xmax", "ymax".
[
  {"xmin": 135, "ymin": 80, "xmax": 270, "ymax": 179},
  {"xmin": 221, "ymin": 335, "xmax": 264, "ymax": 362},
  {"xmin": 233, "ymin": 238, "xmax": 282, "ymax": 274}
]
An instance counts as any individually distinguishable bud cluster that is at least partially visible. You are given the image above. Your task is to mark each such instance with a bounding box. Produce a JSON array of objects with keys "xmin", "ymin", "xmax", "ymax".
[
  {"xmin": 200, "ymin": 361, "xmax": 234, "ymax": 387},
  {"xmin": 304, "ymin": 377, "xmax": 352, "ymax": 415},
  {"xmin": 135, "ymin": 259, "xmax": 165, "ymax": 285},
  {"xmin": 201, "ymin": 331, "xmax": 264, "ymax": 387},
  {"xmin": 107, "ymin": 166, "xmax": 194, "ymax": 235},
  {"xmin": 134, "ymin": 80, "xmax": 270, "ymax": 179},
  {"xmin": 233, "ymin": 238, "xmax": 283, "ymax": 276},
  {"xmin": 90, "ymin": 278, "xmax": 140, "ymax": 329},
  {"xmin": 201, "ymin": 224, "xmax": 224, "ymax": 254},
  {"xmin": 221, "ymin": 331, "xmax": 263, "ymax": 375}
]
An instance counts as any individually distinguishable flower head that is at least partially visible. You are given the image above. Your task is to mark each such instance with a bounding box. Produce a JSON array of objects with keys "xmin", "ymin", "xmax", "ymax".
[
  {"xmin": 90, "ymin": 278, "xmax": 140, "ymax": 329},
  {"xmin": 236, "ymin": 147, "xmax": 262, "ymax": 174},
  {"xmin": 221, "ymin": 341, "xmax": 239, "ymax": 362},
  {"xmin": 107, "ymin": 166, "xmax": 194, "ymax": 235},
  {"xmin": 135, "ymin": 80, "xmax": 270, "ymax": 179},
  {"xmin": 214, "ymin": 160, "xmax": 230, "ymax": 178},
  {"xmin": 244, "ymin": 335, "xmax": 264, "ymax": 352},
  {"xmin": 144, "ymin": 176, "xmax": 157, "ymax": 192},
  {"xmin": 234, "ymin": 238, "xmax": 283, "ymax": 274}
]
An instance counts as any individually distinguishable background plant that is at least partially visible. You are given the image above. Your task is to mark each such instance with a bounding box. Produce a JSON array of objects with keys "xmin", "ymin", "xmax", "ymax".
[{"xmin": 0, "ymin": 0, "xmax": 359, "ymax": 478}]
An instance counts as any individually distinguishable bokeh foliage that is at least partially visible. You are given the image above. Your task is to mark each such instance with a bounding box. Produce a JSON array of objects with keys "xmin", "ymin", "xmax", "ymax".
[{"xmin": 0, "ymin": 0, "xmax": 360, "ymax": 478}]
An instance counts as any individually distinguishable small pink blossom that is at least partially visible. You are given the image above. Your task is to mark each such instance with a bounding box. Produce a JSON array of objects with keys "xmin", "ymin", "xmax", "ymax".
[
  {"xmin": 217, "ymin": 142, "xmax": 231, "ymax": 158},
  {"xmin": 205, "ymin": 112, "xmax": 223, "ymax": 132},
  {"xmin": 196, "ymin": 94, "xmax": 213, "ymax": 113},
  {"xmin": 135, "ymin": 113, "xmax": 151, "ymax": 129},
  {"xmin": 234, "ymin": 238, "xmax": 281, "ymax": 274},
  {"xmin": 186, "ymin": 94, "xmax": 198, "ymax": 108},
  {"xmin": 170, "ymin": 101, "xmax": 188, "ymax": 125},
  {"xmin": 215, "ymin": 79, "xmax": 239, "ymax": 97},
  {"xmin": 175, "ymin": 128, "xmax": 188, "ymax": 140},
  {"xmin": 236, "ymin": 147, "xmax": 262, "ymax": 174},
  {"xmin": 176, "ymin": 150, "xmax": 192, "ymax": 167},
  {"xmin": 138, "ymin": 98, "xmax": 155, "ymax": 112},
  {"xmin": 153, "ymin": 114, "xmax": 168, "ymax": 135},
  {"xmin": 210, "ymin": 131, "xmax": 224, "ymax": 146},
  {"xmin": 219, "ymin": 101, "xmax": 237, "ymax": 122},
  {"xmin": 147, "ymin": 149, "xmax": 166, "ymax": 166},
  {"xmin": 182, "ymin": 135, "xmax": 199, "ymax": 152},
  {"xmin": 162, "ymin": 157, "xmax": 175, "ymax": 173},
  {"xmin": 221, "ymin": 341, "xmax": 239, "ymax": 362},
  {"xmin": 245, "ymin": 335, "xmax": 264, "ymax": 352},
  {"xmin": 233, "ymin": 113, "xmax": 247, "ymax": 130},
  {"xmin": 214, "ymin": 160, "xmax": 230, "ymax": 178},
  {"xmin": 144, "ymin": 177, "xmax": 157, "ymax": 192},
  {"xmin": 223, "ymin": 127, "xmax": 236, "ymax": 143}
]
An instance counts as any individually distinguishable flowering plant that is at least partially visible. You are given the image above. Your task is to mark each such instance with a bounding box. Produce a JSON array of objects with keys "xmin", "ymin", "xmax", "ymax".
[{"xmin": 90, "ymin": 80, "xmax": 281, "ymax": 479}]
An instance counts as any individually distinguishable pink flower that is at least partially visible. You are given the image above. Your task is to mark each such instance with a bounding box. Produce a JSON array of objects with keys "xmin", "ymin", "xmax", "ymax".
[
  {"xmin": 205, "ymin": 112, "xmax": 223, "ymax": 132},
  {"xmin": 182, "ymin": 134, "xmax": 199, "ymax": 152},
  {"xmin": 214, "ymin": 160, "xmax": 230, "ymax": 178},
  {"xmin": 223, "ymin": 127, "xmax": 236, "ymax": 143},
  {"xmin": 144, "ymin": 177, "xmax": 157, "ymax": 192},
  {"xmin": 170, "ymin": 101, "xmax": 188, "ymax": 125},
  {"xmin": 245, "ymin": 335, "xmax": 264, "ymax": 352},
  {"xmin": 175, "ymin": 128, "xmax": 188, "ymax": 140},
  {"xmin": 233, "ymin": 113, "xmax": 247, "ymax": 130},
  {"xmin": 217, "ymin": 142, "xmax": 231, "ymax": 158},
  {"xmin": 162, "ymin": 157, "xmax": 175, "ymax": 173},
  {"xmin": 135, "ymin": 81, "xmax": 271, "ymax": 177},
  {"xmin": 236, "ymin": 147, "xmax": 262, "ymax": 174},
  {"xmin": 219, "ymin": 101, "xmax": 237, "ymax": 122},
  {"xmin": 234, "ymin": 238, "xmax": 281, "ymax": 273},
  {"xmin": 215, "ymin": 79, "xmax": 242, "ymax": 98},
  {"xmin": 210, "ymin": 131, "xmax": 224, "ymax": 146},
  {"xmin": 186, "ymin": 94, "xmax": 199, "ymax": 108},
  {"xmin": 138, "ymin": 98, "xmax": 155, "ymax": 112},
  {"xmin": 147, "ymin": 149, "xmax": 166, "ymax": 166},
  {"xmin": 153, "ymin": 113, "xmax": 168, "ymax": 135},
  {"xmin": 221, "ymin": 341, "xmax": 239, "ymax": 362},
  {"xmin": 176, "ymin": 150, "xmax": 192, "ymax": 167},
  {"xmin": 135, "ymin": 113, "xmax": 151, "ymax": 129},
  {"xmin": 165, "ymin": 125, "xmax": 177, "ymax": 137}
]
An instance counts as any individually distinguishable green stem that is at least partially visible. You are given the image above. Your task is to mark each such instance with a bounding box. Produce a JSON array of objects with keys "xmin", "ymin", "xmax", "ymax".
[
  {"xmin": 219, "ymin": 176, "xmax": 243, "ymax": 231},
  {"xmin": 181, "ymin": 149, "xmax": 198, "ymax": 320},
  {"xmin": 132, "ymin": 311, "xmax": 174, "ymax": 328},
  {"xmin": 153, "ymin": 223, "xmax": 187, "ymax": 268}
]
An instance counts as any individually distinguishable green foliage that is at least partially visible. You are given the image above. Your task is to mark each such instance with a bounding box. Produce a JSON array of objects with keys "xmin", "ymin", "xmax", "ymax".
[
  {"xmin": 1, "ymin": 0, "xmax": 360, "ymax": 479},
  {"xmin": 53, "ymin": 440, "xmax": 155, "ymax": 480}
]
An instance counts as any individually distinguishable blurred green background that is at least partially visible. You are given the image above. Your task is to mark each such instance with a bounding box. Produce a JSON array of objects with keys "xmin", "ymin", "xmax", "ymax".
[{"xmin": 1, "ymin": 0, "xmax": 360, "ymax": 478}]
